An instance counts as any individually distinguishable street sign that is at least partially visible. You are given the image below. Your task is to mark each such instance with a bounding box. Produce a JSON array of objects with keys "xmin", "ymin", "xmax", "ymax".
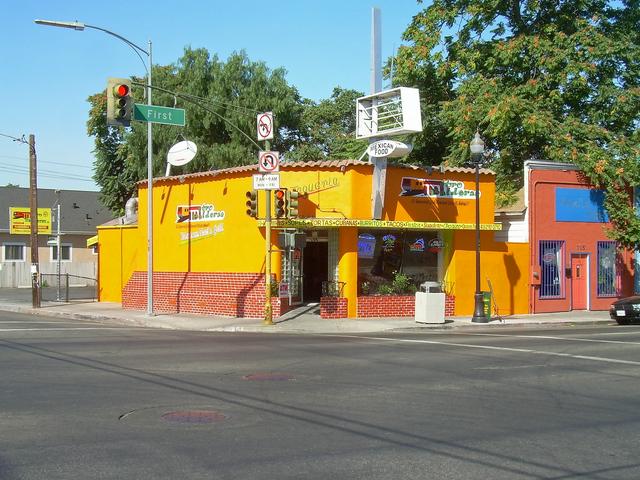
[
  {"xmin": 278, "ymin": 282, "xmax": 289, "ymax": 298},
  {"xmin": 258, "ymin": 151, "xmax": 280, "ymax": 173},
  {"xmin": 47, "ymin": 236, "xmax": 58, "ymax": 246},
  {"xmin": 257, "ymin": 112, "xmax": 274, "ymax": 141},
  {"xmin": 133, "ymin": 104, "xmax": 186, "ymax": 126},
  {"xmin": 253, "ymin": 173, "xmax": 280, "ymax": 190}
]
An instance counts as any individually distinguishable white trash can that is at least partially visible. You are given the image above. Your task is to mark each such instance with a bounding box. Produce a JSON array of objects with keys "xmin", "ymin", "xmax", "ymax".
[{"xmin": 415, "ymin": 290, "xmax": 445, "ymax": 324}]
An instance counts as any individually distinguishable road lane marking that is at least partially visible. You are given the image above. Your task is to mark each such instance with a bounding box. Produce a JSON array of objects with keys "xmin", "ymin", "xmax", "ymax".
[
  {"xmin": 0, "ymin": 321, "xmax": 91, "ymax": 324},
  {"xmin": 461, "ymin": 332, "xmax": 640, "ymax": 345},
  {"xmin": 332, "ymin": 335, "xmax": 640, "ymax": 366},
  {"xmin": 0, "ymin": 327, "xmax": 141, "ymax": 332}
]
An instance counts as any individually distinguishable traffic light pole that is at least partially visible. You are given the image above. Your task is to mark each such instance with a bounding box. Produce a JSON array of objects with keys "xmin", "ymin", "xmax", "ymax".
[
  {"xmin": 33, "ymin": 20, "xmax": 155, "ymax": 316},
  {"xmin": 146, "ymin": 40, "xmax": 154, "ymax": 316},
  {"xmin": 263, "ymin": 140, "xmax": 273, "ymax": 325}
]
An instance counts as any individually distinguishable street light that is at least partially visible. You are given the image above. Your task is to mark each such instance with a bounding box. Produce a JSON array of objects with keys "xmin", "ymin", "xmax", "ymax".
[
  {"xmin": 35, "ymin": 19, "xmax": 156, "ymax": 316},
  {"xmin": 470, "ymin": 131, "xmax": 488, "ymax": 323}
]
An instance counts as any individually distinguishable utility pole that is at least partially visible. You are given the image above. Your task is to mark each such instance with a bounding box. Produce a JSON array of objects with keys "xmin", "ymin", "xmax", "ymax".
[
  {"xmin": 29, "ymin": 134, "xmax": 40, "ymax": 308},
  {"xmin": 55, "ymin": 190, "xmax": 62, "ymax": 302}
]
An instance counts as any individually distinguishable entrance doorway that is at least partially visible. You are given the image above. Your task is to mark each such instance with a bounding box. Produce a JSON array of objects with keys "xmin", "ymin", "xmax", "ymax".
[
  {"xmin": 571, "ymin": 254, "xmax": 589, "ymax": 310},
  {"xmin": 303, "ymin": 241, "xmax": 328, "ymax": 302}
]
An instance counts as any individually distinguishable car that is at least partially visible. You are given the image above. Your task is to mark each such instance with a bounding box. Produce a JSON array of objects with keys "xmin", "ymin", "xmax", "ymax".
[{"xmin": 609, "ymin": 296, "xmax": 640, "ymax": 325}]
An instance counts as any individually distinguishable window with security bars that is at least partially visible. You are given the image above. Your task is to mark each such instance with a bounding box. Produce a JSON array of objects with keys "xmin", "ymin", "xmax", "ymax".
[
  {"xmin": 597, "ymin": 241, "xmax": 618, "ymax": 296},
  {"xmin": 539, "ymin": 240, "xmax": 564, "ymax": 298}
]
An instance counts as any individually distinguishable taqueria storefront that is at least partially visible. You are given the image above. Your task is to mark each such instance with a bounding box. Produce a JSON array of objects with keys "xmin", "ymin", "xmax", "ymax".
[{"xmin": 96, "ymin": 159, "xmax": 529, "ymax": 319}]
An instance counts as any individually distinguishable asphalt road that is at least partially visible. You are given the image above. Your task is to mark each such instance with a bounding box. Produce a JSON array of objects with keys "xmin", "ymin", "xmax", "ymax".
[{"xmin": 1, "ymin": 309, "xmax": 640, "ymax": 479}]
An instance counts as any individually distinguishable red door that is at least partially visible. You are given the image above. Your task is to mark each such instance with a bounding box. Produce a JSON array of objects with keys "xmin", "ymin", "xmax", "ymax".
[{"xmin": 571, "ymin": 255, "xmax": 588, "ymax": 310}]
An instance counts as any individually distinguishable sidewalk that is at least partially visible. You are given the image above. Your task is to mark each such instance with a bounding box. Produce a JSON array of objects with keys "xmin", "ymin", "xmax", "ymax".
[{"xmin": 0, "ymin": 298, "xmax": 615, "ymax": 334}]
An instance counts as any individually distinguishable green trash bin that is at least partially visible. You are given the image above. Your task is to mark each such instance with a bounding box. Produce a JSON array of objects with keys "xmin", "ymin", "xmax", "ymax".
[{"xmin": 482, "ymin": 291, "xmax": 492, "ymax": 320}]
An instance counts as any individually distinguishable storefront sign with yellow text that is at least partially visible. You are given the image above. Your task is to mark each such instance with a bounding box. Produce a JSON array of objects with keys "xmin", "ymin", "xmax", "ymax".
[{"xmin": 9, "ymin": 207, "xmax": 52, "ymax": 235}]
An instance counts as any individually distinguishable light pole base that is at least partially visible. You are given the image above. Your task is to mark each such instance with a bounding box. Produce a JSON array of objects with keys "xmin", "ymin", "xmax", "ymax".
[{"xmin": 472, "ymin": 292, "xmax": 489, "ymax": 323}]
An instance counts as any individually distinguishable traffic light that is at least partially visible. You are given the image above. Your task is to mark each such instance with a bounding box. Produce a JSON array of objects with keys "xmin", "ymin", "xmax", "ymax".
[
  {"xmin": 287, "ymin": 190, "xmax": 299, "ymax": 218},
  {"xmin": 106, "ymin": 77, "xmax": 133, "ymax": 127},
  {"xmin": 245, "ymin": 190, "xmax": 258, "ymax": 218},
  {"xmin": 275, "ymin": 189, "xmax": 286, "ymax": 218}
]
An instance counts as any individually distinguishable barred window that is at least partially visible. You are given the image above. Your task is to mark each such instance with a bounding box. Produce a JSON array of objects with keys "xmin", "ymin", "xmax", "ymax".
[
  {"xmin": 539, "ymin": 240, "xmax": 563, "ymax": 299},
  {"xmin": 597, "ymin": 241, "xmax": 618, "ymax": 296}
]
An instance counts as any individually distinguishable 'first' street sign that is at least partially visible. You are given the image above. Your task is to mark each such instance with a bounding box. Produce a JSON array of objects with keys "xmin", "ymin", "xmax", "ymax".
[{"xmin": 133, "ymin": 104, "xmax": 186, "ymax": 126}]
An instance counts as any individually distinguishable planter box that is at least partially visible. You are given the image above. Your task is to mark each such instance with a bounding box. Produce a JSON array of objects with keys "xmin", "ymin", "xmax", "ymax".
[
  {"xmin": 320, "ymin": 297, "xmax": 348, "ymax": 319},
  {"xmin": 357, "ymin": 294, "xmax": 456, "ymax": 318},
  {"xmin": 357, "ymin": 295, "xmax": 415, "ymax": 317}
]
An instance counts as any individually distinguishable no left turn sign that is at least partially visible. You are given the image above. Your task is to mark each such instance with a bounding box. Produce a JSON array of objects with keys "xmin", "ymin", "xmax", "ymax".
[
  {"xmin": 258, "ymin": 150, "xmax": 280, "ymax": 173},
  {"xmin": 257, "ymin": 112, "xmax": 274, "ymax": 141}
]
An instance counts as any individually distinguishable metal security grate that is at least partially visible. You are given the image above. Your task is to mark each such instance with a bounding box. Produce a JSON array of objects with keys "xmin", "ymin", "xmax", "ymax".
[
  {"xmin": 597, "ymin": 241, "xmax": 618, "ymax": 296},
  {"xmin": 539, "ymin": 240, "xmax": 564, "ymax": 298}
]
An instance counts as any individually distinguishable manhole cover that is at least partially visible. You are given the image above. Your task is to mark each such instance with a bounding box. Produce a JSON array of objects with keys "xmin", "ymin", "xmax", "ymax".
[
  {"xmin": 243, "ymin": 373, "xmax": 295, "ymax": 381},
  {"xmin": 161, "ymin": 410, "xmax": 227, "ymax": 424}
]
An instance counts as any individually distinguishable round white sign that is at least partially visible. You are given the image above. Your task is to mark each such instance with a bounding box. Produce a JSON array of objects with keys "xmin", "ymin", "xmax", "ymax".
[
  {"xmin": 367, "ymin": 140, "xmax": 412, "ymax": 158},
  {"xmin": 167, "ymin": 141, "xmax": 197, "ymax": 167}
]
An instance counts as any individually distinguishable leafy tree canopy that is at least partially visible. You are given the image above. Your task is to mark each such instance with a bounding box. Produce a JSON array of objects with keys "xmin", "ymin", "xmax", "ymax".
[
  {"xmin": 394, "ymin": 0, "xmax": 640, "ymax": 247},
  {"xmin": 88, "ymin": 48, "xmax": 306, "ymax": 215},
  {"xmin": 287, "ymin": 87, "xmax": 369, "ymax": 161},
  {"xmin": 88, "ymin": 48, "xmax": 373, "ymax": 215}
]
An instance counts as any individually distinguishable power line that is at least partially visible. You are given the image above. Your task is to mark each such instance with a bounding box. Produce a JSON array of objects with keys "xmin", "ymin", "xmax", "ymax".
[
  {"xmin": 0, "ymin": 165, "xmax": 94, "ymax": 182},
  {"xmin": 0, "ymin": 155, "xmax": 93, "ymax": 169}
]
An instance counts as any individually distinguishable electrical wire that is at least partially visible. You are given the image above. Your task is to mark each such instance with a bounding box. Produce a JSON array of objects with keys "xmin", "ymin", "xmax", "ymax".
[
  {"xmin": 0, "ymin": 165, "xmax": 94, "ymax": 182},
  {"xmin": 0, "ymin": 155, "xmax": 93, "ymax": 170}
]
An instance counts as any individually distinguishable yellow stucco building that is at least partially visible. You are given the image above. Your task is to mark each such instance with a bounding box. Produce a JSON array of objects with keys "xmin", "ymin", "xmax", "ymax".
[{"xmin": 96, "ymin": 159, "xmax": 529, "ymax": 319}]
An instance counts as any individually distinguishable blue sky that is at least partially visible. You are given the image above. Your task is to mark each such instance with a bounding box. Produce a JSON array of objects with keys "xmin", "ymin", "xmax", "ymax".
[{"xmin": 1, "ymin": 0, "xmax": 424, "ymax": 191}]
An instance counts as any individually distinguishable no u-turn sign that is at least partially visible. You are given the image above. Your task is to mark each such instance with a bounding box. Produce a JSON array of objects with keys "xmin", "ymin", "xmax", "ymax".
[{"xmin": 258, "ymin": 150, "xmax": 280, "ymax": 173}]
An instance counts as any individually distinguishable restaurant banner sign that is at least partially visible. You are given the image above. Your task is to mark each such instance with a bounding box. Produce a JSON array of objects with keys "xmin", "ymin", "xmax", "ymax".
[
  {"xmin": 261, "ymin": 218, "xmax": 502, "ymax": 231},
  {"xmin": 9, "ymin": 207, "xmax": 52, "ymax": 235}
]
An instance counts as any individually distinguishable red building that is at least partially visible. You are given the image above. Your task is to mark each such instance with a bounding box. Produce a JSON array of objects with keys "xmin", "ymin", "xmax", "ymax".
[{"xmin": 526, "ymin": 161, "xmax": 634, "ymax": 313}]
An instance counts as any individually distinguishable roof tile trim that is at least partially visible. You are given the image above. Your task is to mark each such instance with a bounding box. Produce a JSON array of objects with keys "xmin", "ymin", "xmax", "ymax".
[{"xmin": 139, "ymin": 159, "xmax": 495, "ymax": 186}]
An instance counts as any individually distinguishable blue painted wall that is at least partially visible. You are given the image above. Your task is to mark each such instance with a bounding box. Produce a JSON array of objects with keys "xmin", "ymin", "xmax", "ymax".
[{"xmin": 555, "ymin": 188, "xmax": 608, "ymax": 223}]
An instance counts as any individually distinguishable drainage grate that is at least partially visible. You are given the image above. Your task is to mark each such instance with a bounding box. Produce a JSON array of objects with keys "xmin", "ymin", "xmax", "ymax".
[
  {"xmin": 243, "ymin": 373, "xmax": 295, "ymax": 381},
  {"xmin": 161, "ymin": 410, "xmax": 227, "ymax": 424}
]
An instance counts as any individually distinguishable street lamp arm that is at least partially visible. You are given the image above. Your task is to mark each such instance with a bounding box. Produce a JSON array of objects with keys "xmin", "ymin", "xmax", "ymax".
[
  {"xmin": 34, "ymin": 19, "xmax": 149, "ymax": 75},
  {"xmin": 83, "ymin": 24, "xmax": 149, "ymax": 73}
]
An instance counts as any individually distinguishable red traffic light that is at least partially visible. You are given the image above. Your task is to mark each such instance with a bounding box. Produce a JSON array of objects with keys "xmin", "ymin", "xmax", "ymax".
[
  {"xmin": 275, "ymin": 189, "xmax": 286, "ymax": 218},
  {"xmin": 114, "ymin": 83, "xmax": 130, "ymax": 97}
]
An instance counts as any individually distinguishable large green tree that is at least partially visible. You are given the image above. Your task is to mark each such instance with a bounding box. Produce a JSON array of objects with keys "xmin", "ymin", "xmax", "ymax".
[
  {"xmin": 394, "ymin": 0, "xmax": 640, "ymax": 247},
  {"xmin": 287, "ymin": 87, "xmax": 369, "ymax": 161},
  {"xmin": 88, "ymin": 48, "xmax": 305, "ymax": 215}
]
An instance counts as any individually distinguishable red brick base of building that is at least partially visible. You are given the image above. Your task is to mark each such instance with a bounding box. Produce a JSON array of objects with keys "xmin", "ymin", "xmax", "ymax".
[
  {"xmin": 122, "ymin": 271, "xmax": 289, "ymax": 318},
  {"xmin": 122, "ymin": 272, "xmax": 457, "ymax": 320},
  {"xmin": 320, "ymin": 297, "xmax": 348, "ymax": 319}
]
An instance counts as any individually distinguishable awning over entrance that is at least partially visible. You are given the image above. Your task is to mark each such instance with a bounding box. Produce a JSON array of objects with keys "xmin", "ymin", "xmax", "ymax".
[{"xmin": 86, "ymin": 235, "xmax": 98, "ymax": 247}]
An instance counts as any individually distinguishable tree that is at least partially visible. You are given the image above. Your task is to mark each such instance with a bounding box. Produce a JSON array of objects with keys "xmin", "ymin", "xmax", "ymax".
[
  {"xmin": 87, "ymin": 92, "xmax": 138, "ymax": 216},
  {"xmin": 287, "ymin": 87, "xmax": 369, "ymax": 161},
  {"xmin": 394, "ymin": 0, "xmax": 640, "ymax": 247},
  {"xmin": 88, "ymin": 48, "xmax": 305, "ymax": 214}
]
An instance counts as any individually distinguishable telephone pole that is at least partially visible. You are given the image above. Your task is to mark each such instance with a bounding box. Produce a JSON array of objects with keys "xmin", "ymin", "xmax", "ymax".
[{"xmin": 29, "ymin": 134, "xmax": 40, "ymax": 308}]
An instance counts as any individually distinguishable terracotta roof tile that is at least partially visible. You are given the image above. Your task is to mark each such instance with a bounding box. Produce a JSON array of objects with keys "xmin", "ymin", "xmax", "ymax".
[{"xmin": 139, "ymin": 159, "xmax": 494, "ymax": 186}]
